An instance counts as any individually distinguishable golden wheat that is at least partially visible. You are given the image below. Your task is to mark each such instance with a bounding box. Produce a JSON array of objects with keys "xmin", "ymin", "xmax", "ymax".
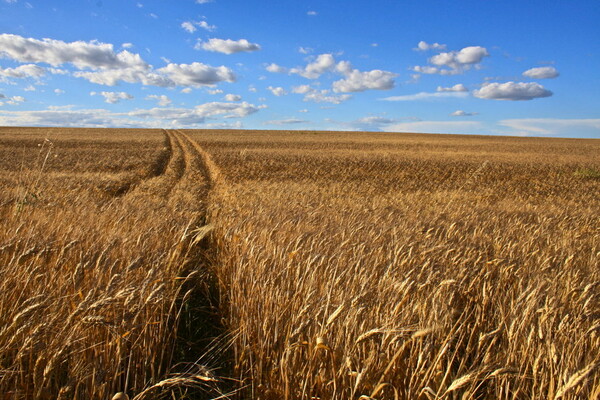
[
  {"xmin": 189, "ymin": 129, "xmax": 599, "ymax": 399},
  {"xmin": 1, "ymin": 127, "xmax": 598, "ymax": 399}
]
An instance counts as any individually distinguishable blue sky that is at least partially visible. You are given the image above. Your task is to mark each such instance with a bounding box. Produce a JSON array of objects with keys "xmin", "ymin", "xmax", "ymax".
[{"xmin": 0, "ymin": 0, "xmax": 599, "ymax": 138}]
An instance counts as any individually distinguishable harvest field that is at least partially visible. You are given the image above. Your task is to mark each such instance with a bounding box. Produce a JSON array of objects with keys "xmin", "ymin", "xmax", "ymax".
[{"xmin": 0, "ymin": 127, "xmax": 599, "ymax": 399}]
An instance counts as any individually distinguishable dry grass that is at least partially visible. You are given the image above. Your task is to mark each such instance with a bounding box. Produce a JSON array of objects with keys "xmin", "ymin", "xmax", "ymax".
[
  {"xmin": 1, "ymin": 127, "xmax": 598, "ymax": 399},
  {"xmin": 188, "ymin": 130, "xmax": 600, "ymax": 399}
]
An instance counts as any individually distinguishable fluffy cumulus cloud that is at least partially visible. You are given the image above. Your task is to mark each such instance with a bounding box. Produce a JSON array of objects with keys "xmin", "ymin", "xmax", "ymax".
[
  {"xmin": 413, "ymin": 45, "xmax": 489, "ymax": 75},
  {"xmin": 473, "ymin": 81, "xmax": 552, "ymax": 101},
  {"xmin": 0, "ymin": 64, "xmax": 46, "ymax": 82},
  {"xmin": 181, "ymin": 20, "xmax": 216, "ymax": 33},
  {"xmin": 265, "ymin": 63, "xmax": 287, "ymax": 73},
  {"xmin": 267, "ymin": 86, "xmax": 287, "ymax": 96},
  {"xmin": 197, "ymin": 38, "xmax": 260, "ymax": 54},
  {"xmin": 290, "ymin": 54, "xmax": 336, "ymax": 79},
  {"xmin": 415, "ymin": 41, "xmax": 447, "ymax": 51},
  {"xmin": 450, "ymin": 110, "xmax": 478, "ymax": 117},
  {"xmin": 156, "ymin": 62, "xmax": 236, "ymax": 87},
  {"xmin": 79, "ymin": 62, "xmax": 235, "ymax": 88},
  {"xmin": 0, "ymin": 95, "xmax": 25, "ymax": 106},
  {"xmin": 0, "ymin": 34, "xmax": 148, "ymax": 70},
  {"xmin": 522, "ymin": 66, "xmax": 559, "ymax": 79},
  {"xmin": 292, "ymin": 85, "xmax": 352, "ymax": 104},
  {"xmin": 74, "ymin": 69, "xmax": 169, "ymax": 86},
  {"xmin": 0, "ymin": 34, "xmax": 235, "ymax": 88},
  {"xmin": 285, "ymin": 54, "xmax": 396, "ymax": 93},
  {"xmin": 333, "ymin": 69, "xmax": 396, "ymax": 92},
  {"xmin": 437, "ymin": 84, "xmax": 468, "ymax": 92},
  {"xmin": 146, "ymin": 94, "xmax": 171, "ymax": 106},
  {"xmin": 224, "ymin": 93, "xmax": 241, "ymax": 101},
  {"xmin": 498, "ymin": 118, "xmax": 600, "ymax": 137},
  {"xmin": 91, "ymin": 91, "xmax": 134, "ymax": 104}
]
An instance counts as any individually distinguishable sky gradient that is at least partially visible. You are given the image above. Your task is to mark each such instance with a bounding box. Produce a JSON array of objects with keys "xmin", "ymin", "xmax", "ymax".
[{"xmin": 0, "ymin": 0, "xmax": 599, "ymax": 138}]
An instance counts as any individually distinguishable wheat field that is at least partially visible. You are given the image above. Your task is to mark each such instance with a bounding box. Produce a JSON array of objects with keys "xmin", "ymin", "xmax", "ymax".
[{"xmin": 1, "ymin": 127, "xmax": 599, "ymax": 399}]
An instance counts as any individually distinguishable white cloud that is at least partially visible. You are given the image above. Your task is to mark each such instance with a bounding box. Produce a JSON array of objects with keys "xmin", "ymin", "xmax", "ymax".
[
  {"xmin": 307, "ymin": 11, "xmax": 317, "ymax": 16},
  {"xmin": 156, "ymin": 62, "xmax": 236, "ymax": 87},
  {"xmin": 336, "ymin": 115, "xmax": 406, "ymax": 131},
  {"xmin": 24, "ymin": 85, "xmax": 36, "ymax": 91},
  {"xmin": 181, "ymin": 87, "xmax": 192, "ymax": 93},
  {"xmin": 413, "ymin": 45, "xmax": 488, "ymax": 75},
  {"xmin": 287, "ymin": 54, "xmax": 396, "ymax": 92},
  {"xmin": 198, "ymin": 38, "xmax": 260, "ymax": 54},
  {"xmin": 332, "ymin": 69, "xmax": 396, "ymax": 92},
  {"xmin": 0, "ymin": 102, "xmax": 264, "ymax": 128},
  {"xmin": 430, "ymin": 46, "xmax": 488, "ymax": 68},
  {"xmin": 207, "ymin": 89, "xmax": 223, "ymax": 95},
  {"xmin": 224, "ymin": 93, "xmax": 241, "ymax": 101},
  {"xmin": 122, "ymin": 43, "xmax": 134, "ymax": 49},
  {"xmin": 498, "ymin": 118, "xmax": 600, "ymax": 137},
  {"xmin": 298, "ymin": 47, "xmax": 312, "ymax": 54},
  {"xmin": 74, "ymin": 68, "xmax": 172, "ymax": 86},
  {"xmin": 267, "ymin": 86, "xmax": 287, "ymax": 96},
  {"xmin": 0, "ymin": 34, "xmax": 234, "ymax": 89},
  {"xmin": 49, "ymin": 68, "xmax": 69, "ymax": 75},
  {"xmin": 248, "ymin": 85, "xmax": 257, "ymax": 93},
  {"xmin": 92, "ymin": 91, "xmax": 134, "ymax": 104},
  {"xmin": 264, "ymin": 118, "xmax": 307, "ymax": 125},
  {"xmin": 412, "ymin": 65, "xmax": 441, "ymax": 75},
  {"xmin": 437, "ymin": 84, "xmax": 468, "ymax": 92},
  {"xmin": 382, "ymin": 120, "xmax": 482, "ymax": 134},
  {"xmin": 149, "ymin": 13, "xmax": 158, "ymax": 19},
  {"xmin": 0, "ymin": 34, "xmax": 149, "ymax": 70},
  {"xmin": 356, "ymin": 116, "xmax": 395, "ymax": 124},
  {"xmin": 182, "ymin": 20, "xmax": 216, "ymax": 33},
  {"xmin": 381, "ymin": 91, "xmax": 468, "ymax": 101},
  {"xmin": 196, "ymin": 0, "xmax": 212, "ymax": 3},
  {"xmin": 473, "ymin": 81, "xmax": 552, "ymax": 101},
  {"xmin": 5, "ymin": 0, "xmax": 18, "ymax": 4},
  {"xmin": 522, "ymin": 66, "xmax": 559, "ymax": 79},
  {"xmin": 54, "ymin": 88, "xmax": 64, "ymax": 95},
  {"xmin": 292, "ymin": 85, "xmax": 352, "ymax": 104},
  {"xmin": 415, "ymin": 41, "xmax": 447, "ymax": 51},
  {"xmin": 292, "ymin": 85, "xmax": 312, "ymax": 94},
  {"xmin": 146, "ymin": 94, "xmax": 171, "ymax": 106},
  {"xmin": 450, "ymin": 110, "xmax": 478, "ymax": 117},
  {"xmin": 181, "ymin": 22, "xmax": 197, "ymax": 33},
  {"xmin": 0, "ymin": 64, "xmax": 46, "ymax": 79},
  {"xmin": 298, "ymin": 109, "xmax": 308, "ymax": 113},
  {"xmin": 266, "ymin": 63, "xmax": 287, "ymax": 73},
  {"xmin": 290, "ymin": 53, "xmax": 335, "ymax": 79},
  {"xmin": 1, "ymin": 95, "xmax": 25, "ymax": 106}
]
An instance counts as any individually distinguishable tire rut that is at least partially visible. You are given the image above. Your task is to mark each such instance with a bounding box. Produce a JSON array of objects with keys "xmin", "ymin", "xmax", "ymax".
[
  {"xmin": 123, "ymin": 130, "xmax": 186, "ymax": 201},
  {"xmin": 166, "ymin": 130, "xmax": 234, "ymax": 398}
]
